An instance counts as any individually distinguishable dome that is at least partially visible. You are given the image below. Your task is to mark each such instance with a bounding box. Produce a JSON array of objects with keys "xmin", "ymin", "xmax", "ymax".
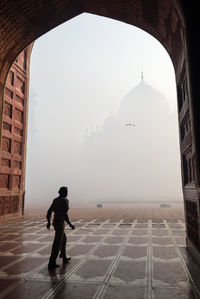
[{"xmin": 118, "ymin": 76, "xmax": 169, "ymax": 125}]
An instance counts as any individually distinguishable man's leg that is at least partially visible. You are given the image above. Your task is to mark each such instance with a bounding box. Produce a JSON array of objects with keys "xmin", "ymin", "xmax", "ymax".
[
  {"xmin": 48, "ymin": 226, "xmax": 63, "ymax": 267},
  {"xmin": 60, "ymin": 232, "xmax": 67, "ymax": 257},
  {"xmin": 59, "ymin": 232, "xmax": 71, "ymax": 263}
]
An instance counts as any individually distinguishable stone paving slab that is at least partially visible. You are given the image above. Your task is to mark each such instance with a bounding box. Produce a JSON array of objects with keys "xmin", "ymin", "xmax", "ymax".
[{"xmin": 0, "ymin": 218, "xmax": 199, "ymax": 298}]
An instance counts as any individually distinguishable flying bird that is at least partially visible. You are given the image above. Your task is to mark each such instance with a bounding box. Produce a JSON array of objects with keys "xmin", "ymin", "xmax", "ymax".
[{"xmin": 124, "ymin": 123, "xmax": 136, "ymax": 127}]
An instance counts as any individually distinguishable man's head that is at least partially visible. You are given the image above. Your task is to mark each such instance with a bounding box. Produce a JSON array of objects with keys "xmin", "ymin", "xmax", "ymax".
[{"xmin": 58, "ymin": 186, "xmax": 68, "ymax": 197}]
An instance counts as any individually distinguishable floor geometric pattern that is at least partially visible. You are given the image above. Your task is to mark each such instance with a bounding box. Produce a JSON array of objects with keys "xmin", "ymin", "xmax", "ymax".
[{"xmin": 0, "ymin": 217, "xmax": 200, "ymax": 298}]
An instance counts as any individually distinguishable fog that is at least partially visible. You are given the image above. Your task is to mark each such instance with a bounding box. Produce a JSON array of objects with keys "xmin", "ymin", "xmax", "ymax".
[{"xmin": 25, "ymin": 13, "xmax": 182, "ymax": 209}]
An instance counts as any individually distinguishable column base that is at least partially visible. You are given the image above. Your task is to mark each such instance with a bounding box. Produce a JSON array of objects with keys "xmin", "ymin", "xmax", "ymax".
[{"xmin": 186, "ymin": 237, "xmax": 200, "ymax": 266}]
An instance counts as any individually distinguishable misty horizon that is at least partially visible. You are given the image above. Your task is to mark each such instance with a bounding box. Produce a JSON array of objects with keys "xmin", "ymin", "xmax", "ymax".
[{"xmin": 25, "ymin": 13, "xmax": 183, "ymax": 210}]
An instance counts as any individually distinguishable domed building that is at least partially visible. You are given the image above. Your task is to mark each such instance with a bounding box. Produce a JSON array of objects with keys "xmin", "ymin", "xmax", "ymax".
[
  {"xmin": 118, "ymin": 73, "xmax": 169, "ymax": 125},
  {"xmin": 81, "ymin": 76, "xmax": 182, "ymax": 202}
]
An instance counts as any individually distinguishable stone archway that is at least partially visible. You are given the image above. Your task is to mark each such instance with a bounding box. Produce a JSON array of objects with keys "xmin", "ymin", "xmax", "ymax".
[{"xmin": 0, "ymin": 0, "xmax": 200, "ymax": 261}]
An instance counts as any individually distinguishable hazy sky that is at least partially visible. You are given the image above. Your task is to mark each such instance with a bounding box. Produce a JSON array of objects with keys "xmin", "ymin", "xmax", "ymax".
[{"xmin": 25, "ymin": 13, "xmax": 181, "ymax": 208}]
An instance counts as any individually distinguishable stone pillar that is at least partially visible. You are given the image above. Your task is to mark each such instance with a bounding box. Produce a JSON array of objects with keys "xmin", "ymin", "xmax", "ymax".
[
  {"xmin": 176, "ymin": 1, "xmax": 200, "ymax": 261},
  {"xmin": 0, "ymin": 45, "xmax": 32, "ymax": 221}
]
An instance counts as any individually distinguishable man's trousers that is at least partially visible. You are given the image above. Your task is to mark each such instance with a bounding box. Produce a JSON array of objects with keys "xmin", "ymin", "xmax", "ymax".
[{"xmin": 49, "ymin": 223, "xmax": 67, "ymax": 264}]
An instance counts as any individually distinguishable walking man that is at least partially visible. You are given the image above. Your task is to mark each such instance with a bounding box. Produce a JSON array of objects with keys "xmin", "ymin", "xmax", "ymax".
[{"xmin": 46, "ymin": 186, "xmax": 75, "ymax": 269}]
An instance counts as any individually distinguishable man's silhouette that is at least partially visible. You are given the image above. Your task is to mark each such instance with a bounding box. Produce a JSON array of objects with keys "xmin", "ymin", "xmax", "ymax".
[{"xmin": 46, "ymin": 186, "xmax": 75, "ymax": 269}]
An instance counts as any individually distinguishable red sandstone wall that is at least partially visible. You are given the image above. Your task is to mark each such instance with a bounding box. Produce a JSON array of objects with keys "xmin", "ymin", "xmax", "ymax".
[{"xmin": 0, "ymin": 45, "xmax": 32, "ymax": 220}]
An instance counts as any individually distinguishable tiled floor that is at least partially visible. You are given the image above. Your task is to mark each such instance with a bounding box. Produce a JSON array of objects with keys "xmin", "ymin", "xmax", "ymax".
[{"xmin": 0, "ymin": 217, "xmax": 200, "ymax": 298}]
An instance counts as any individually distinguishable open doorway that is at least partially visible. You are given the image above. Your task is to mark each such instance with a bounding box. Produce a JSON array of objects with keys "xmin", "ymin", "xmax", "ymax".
[{"xmin": 25, "ymin": 13, "xmax": 183, "ymax": 221}]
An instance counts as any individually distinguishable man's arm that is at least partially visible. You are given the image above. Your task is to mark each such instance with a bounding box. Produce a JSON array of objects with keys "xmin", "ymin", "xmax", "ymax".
[
  {"xmin": 46, "ymin": 203, "xmax": 53, "ymax": 229},
  {"xmin": 64, "ymin": 213, "xmax": 75, "ymax": 229},
  {"xmin": 64, "ymin": 199, "xmax": 75, "ymax": 229}
]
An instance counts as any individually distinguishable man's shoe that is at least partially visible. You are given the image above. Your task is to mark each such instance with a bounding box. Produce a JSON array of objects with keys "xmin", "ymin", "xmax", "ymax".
[
  {"xmin": 59, "ymin": 254, "xmax": 71, "ymax": 259},
  {"xmin": 62, "ymin": 257, "xmax": 71, "ymax": 263},
  {"xmin": 48, "ymin": 263, "xmax": 60, "ymax": 269},
  {"xmin": 59, "ymin": 254, "xmax": 71, "ymax": 263}
]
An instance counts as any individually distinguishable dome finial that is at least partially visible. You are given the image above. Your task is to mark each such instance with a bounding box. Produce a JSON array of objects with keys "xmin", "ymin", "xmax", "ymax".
[{"xmin": 141, "ymin": 71, "xmax": 144, "ymax": 82}]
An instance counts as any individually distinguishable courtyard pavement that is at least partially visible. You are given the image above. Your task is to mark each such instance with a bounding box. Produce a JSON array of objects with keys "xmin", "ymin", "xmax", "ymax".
[{"xmin": 0, "ymin": 217, "xmax": 200, "ymax": 298}]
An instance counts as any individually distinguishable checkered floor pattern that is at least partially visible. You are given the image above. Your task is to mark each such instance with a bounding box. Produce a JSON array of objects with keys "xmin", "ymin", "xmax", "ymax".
[{"xmin": 0, "ymin": 217, "xmax": 200, "ymax": 298}]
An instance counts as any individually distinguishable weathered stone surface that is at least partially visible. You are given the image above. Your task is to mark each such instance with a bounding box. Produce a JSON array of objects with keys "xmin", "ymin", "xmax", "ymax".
[{"xmin": 0, "ymin": 218, "xmax": 199, "ymax": 298}]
